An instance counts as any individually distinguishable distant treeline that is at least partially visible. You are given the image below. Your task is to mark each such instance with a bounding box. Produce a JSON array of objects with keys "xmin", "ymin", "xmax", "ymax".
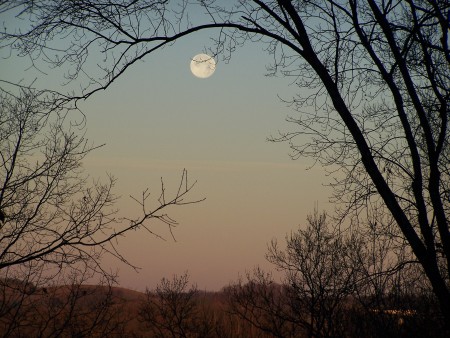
[{"xmin": 0, "ymin": 273, "xmax": 445, "ymax": 338}]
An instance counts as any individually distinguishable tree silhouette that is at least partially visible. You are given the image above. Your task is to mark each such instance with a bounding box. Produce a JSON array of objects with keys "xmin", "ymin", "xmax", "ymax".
[
  {"xmin": 0, "ymin": 268, "xmax": 131, "ymax": 337},
  {"xmin": 228, "ymin": 210, "xmax": 444, "ymax": 337},
  {"xmin": 0, "ymin": 88, "xmax": 201, "ymax": 271},
  {"xmin": 0, "ymin": 86, "xmax": 202, "ymax": 336},
  {"xmin": 139, "ymin": 272, "xmax": 222, "ymax": 338}
]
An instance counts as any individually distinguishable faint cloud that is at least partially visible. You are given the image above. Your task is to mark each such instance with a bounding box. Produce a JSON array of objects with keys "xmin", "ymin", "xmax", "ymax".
[{"xmin": 84, "ymin": 157, "xmax": 314, "ymax": 172}]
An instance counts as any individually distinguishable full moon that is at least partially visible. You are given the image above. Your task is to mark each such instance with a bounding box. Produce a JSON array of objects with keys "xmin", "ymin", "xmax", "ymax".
[{"xmin": 190, "ymin": 54, "xmax": 216, "ymax": 78}]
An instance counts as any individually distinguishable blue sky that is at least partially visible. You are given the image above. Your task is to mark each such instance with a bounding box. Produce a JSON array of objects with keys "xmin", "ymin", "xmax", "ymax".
[{"xmin": 1, "ymin": 13, "xmax": 332, "ymax": 291}]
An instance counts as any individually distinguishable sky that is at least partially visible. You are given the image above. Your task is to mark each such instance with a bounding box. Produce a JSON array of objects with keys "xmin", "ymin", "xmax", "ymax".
[{"xmin": 1, "ymin": 14, "xmax": 333, "ymax": 292}]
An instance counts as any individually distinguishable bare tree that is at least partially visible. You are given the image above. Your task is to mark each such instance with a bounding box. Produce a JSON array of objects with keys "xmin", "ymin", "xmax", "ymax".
[
  {"xmin": 266, "ymin": 210, "xmax": 358, "ymax": 338},
  {"xmin": 139, "ymin": 273, "xmax": 197, "ymax": 337},
  {"xmin": 228, "ymin": 210, "xmax": 442, "ymax": 337},
  {"xmin": 0, "ymin": 86, "xmax": 202, "ymax": 336},
  {"xmin": 0, "ymin": 87, "xmax": 201, "ymax": 271},
  {"xmin": 269, "ymin": 209, "xmax": 447, "ymax": 337},
  {"xmin": 0, "ymin": 266, "xmax": 130, "ymax": 338},
  {"xmin": 139, "ymin": 272, "xmax": 219, "ymax": 338},
  {"xmin": 1, "ymin": 0, "xmax": 448, "ymax": 325},
  {"xmin": 225, "ymin": 268, "xmax": 301, "ymax": 338}
]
